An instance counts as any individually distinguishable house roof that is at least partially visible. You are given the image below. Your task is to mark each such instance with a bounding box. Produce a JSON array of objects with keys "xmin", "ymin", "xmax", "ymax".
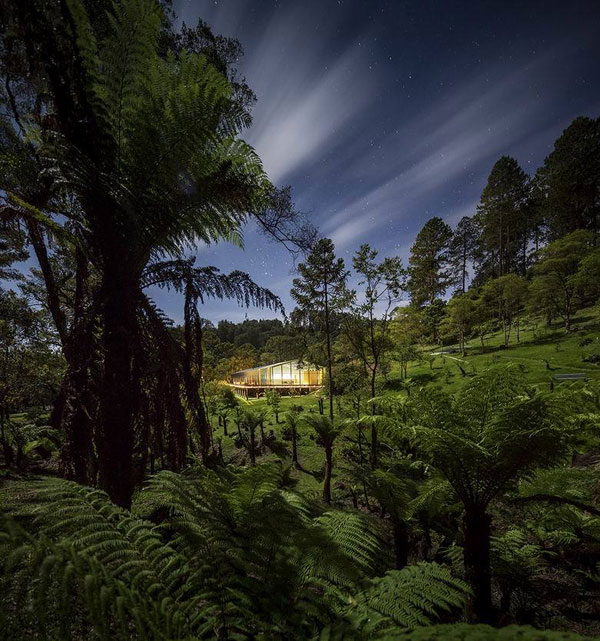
[{"xmin": 231, "ymin": 360, "xmax": 319, "ymax": 376}]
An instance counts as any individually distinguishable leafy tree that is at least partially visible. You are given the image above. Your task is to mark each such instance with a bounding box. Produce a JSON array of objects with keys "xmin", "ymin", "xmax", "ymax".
[
  {"xmin": 393, "ymin": 306, "xmax": 425, "ymax": 345},
  {"xmin": 265, "ymin": 389, "xmax": 282, "ymax": 424},
  {"xmin": 475, "ymin": 156, "xmax": 530, "ymax": 279},
  {"xmin": 0, "ymin": 0, "xmax": 308, "ymax": 507},
  {"xmin": 391, "ymin": 307, "xmax": 423, "ymax": 381},
  {"xmin": 395, "ymin": 344, "xmax": 420, "ymax": 380},
  {"xmin": 305, "ymin": 414, "xmax": 343, "ymax": 504},
  {"xmin": 480, "ymin": 274, "xmax": 528, "ymax": 346},
  {"xmin": 333, "ymin": 361, "xmax": 370, "ymax": 419},
  {"xmin": 291, "ymin": 238, "xmax": 350, "ymax": 420},
  {"xmin": 403, "ymin": 367, "xmax": 573, "ymax": 623},
  {"xmin": 261, "ymin": 333, "xmax": 304, "ymax": 363},
  {"xmin": 449, "ymin": 216, "xmax": 477, "ymax": 293},
  {"xmin": 535, "ymin": 116, "xmax": 600, "ymax": 238},
  {"xmin": 572, "ymin": 246, "xmax": 600, "ymax": 305},
  {"xmin": 421, "ymin": 298, "xmax": 447, "ymax": 345},
  {"xmin": 0, "ymin": 222, "xmax": 28, "ymax": 280},
  {"xmin": 442, "ymin": 295, "xmax": 477, "ymax": 356},
  {"xmin": 408, "ymin": 217, "xmax": 453, "ymax": 306},
  {"xmin": 0, "ymin": 288, "xmax": 63, "ymax": 465},
  {"xmin": 345, "ymin": 244, "xmax": 407, "ymax": 400},
  {"xmin": 530, "ymin": 230, "xmax": 596, "ymax": 332}
]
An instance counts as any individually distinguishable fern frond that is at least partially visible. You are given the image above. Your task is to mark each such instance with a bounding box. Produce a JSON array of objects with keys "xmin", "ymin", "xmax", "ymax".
[{"xmin": 348, "ymin": 562, "xmax": 470, "ymax": 634}]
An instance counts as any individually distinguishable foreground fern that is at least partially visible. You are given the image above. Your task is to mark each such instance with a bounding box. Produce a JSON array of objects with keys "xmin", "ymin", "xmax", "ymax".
[
  {"xmin": 0, "ymin": 464, "xmax": 469, "ymax": 640},
  {"xmin": 384, "ymin": 623, "xmax": 600, "ymax": 640}
]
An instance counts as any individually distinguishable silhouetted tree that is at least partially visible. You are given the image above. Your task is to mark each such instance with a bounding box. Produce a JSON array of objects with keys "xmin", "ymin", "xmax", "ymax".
[
  {"xmin": 448, "ymin": 216, "xmax": 477, "ymax": 292},
  {"xmin": 408, "ymin": 217, "xmax": 453, "ymax": 306},
  {"xmin": 475, "ymin": 157, "xmax": 530, "ymax": 280},
  {"xmin": 535, "ymin": 116, "xmax": 600, "ymax": 238},
  {"xmin": 291, "ymin": 238, "xmax": 350, "ymax": 420}
]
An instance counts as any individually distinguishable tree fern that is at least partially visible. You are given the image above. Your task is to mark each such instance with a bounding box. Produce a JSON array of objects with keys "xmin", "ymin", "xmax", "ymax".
[{"xmin": 0, "ymin": 466, "xmax": 477, "ymax": 640}]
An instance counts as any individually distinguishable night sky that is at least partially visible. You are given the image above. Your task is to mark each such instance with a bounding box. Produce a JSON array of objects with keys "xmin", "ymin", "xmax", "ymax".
[{"xmin": 150, "ymin": 0, "xmax": 600, "ymax": 325}]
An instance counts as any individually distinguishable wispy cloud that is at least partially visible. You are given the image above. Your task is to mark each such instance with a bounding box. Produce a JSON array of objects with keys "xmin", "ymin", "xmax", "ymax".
[
  {"xmin": 241, "ymin": 13, "xmax": 376, "ymax": 184},
  {"xmin": 183, "ymin": 2, "xmax": 378, "ymax": 185},
  {"xmin": 321, "ymin": 43, "xmax": 583, "ymax": 250}
]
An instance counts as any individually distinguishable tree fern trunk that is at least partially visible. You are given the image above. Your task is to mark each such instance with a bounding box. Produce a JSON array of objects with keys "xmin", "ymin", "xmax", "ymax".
[
  {"xmin": 249, "ymin": 425, "xmax": 256, "ymax": 466},
  {"xmin": 393, "ymin": 520, "xmax": 409, "ymax": 569},
  {"xmin": 97, "ymin": 268, "xmax": 138, "ymax": 509},
  {"xmin": 57, "ymin": 250, "xmax": 97, "ymax": 484},
  {"xmin": 291, "ymin": 426, "xmax": 298, "ymax": 466},
  {"xmin": 463, "ymin": 506, "xmax": 493, "ymax": 624}
]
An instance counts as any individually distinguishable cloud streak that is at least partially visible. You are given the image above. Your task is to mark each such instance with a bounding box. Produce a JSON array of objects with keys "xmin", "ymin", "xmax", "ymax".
[
  {"xmin": 323, "ymin": 45, "xmax": 580, "ymax": 250},
  {"xmin": 241, "ymin": 13, "xmax": 377, "ymax": 183}
]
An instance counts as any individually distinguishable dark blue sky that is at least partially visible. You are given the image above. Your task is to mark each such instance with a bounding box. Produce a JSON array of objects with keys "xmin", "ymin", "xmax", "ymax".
[{"xmin": 149, "ymin": 0, "xmax": 600, "ymax": 325}]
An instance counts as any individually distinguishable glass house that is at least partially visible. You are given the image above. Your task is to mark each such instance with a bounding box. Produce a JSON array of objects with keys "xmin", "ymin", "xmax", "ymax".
[{"xmin": 229, "ymin": 360, "xmax": 323, "ymax": 397}]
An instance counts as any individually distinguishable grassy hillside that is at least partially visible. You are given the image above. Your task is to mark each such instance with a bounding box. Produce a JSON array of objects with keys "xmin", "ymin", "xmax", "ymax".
[
  {"xmin": 210, "ymin": 306, "xmax": 600, "ymax": 496},
  {"xmin": 393, "ymin": 306, "xmax": 600, "ymax": 394},
  {"xmin": 3, "ymin": 307, "xmax": 599, "ymax": 504}
]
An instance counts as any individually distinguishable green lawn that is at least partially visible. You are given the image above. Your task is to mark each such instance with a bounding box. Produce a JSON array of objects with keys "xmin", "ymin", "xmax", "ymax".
[
  {"xmin": 394, "ymin": 306, "xmax": 600, "ymax": 395},
  {"xmin": 209, "ymin": 306, "xmax": 600, "ymax": 495}
]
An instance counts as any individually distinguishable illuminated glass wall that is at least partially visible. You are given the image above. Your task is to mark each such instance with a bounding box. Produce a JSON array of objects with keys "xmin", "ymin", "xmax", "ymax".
[{"xmin": 230, "ymin": 360, "xmax": 322, "ymax": 386}]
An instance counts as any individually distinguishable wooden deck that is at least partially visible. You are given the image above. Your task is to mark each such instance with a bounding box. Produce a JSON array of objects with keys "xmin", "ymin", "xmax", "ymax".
[{"xmin": 227, "ymin": 383, "xmax": 323, "ymax": 399}]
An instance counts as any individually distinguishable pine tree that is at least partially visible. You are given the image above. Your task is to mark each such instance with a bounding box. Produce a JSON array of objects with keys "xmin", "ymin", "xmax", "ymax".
[
  {"xmin": 291, "ymin": 238, "xmax": 350, "ymax": 420},
  {"xmin": 448, "ymin": 216, "xmax": 477, "ymax": 292},
  {"xmin": 535, "ymin": 116, "xmax": 600, "ymax": 238},
  {"xmin": 475, "ymin": 156, "xmax": 531, "ymax": 280},
  {"xmin": 408, "ymin": 217, "xmax": 453, "ymax": 306}
]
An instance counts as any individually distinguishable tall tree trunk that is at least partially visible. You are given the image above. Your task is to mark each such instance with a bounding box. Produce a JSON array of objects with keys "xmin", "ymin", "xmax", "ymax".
[
  {"xmin": 49, "ymin": 377, "xmax": 68, "ymax": 430},
  {"xmin": 0, "ymin": 406, "xmax": 15, "ymax": 468},
  {"xmin": 324, "ymin": 291, "xmax": 334, "ymax": 421},
  {"xmin": 393, "ymin": 520, "xmax": 409, "ymax": 569},
  {"xmin": 60, "ymin": 366, "xmax": 96, "ymax": 484},
  {"xmin": 183, "ymin": 295, "xmax": 212, "ymax": 462},
  {"xmin": 97, "ymin": 267, "xmax": 138, "ymax": 509},
  {"xmin": 370, "ymin": 367, "xmax": 378, "ymax": 468},
  {"xmin": 564, "ymin": 290, "xmax": 572, "ymax": 333},
  {"xmin": 323, "ymin": 445, "xmax": 333, "ymax": 504},
  {"xmin": 463, "ymin": 506, "xmax": 493, "ymax": 624},
  {"xmin": 498, "ymin": 214, "xmax": 503, "ymax": 276}
]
